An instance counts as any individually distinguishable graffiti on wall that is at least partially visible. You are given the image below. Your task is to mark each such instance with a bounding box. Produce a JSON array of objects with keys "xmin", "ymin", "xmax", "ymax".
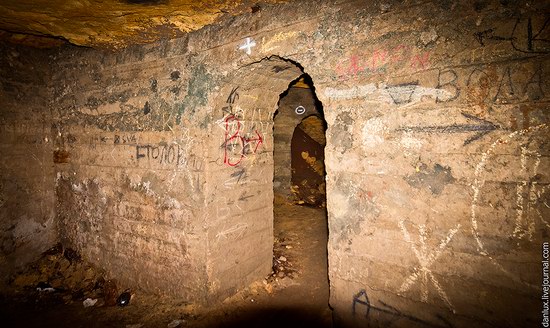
[
  {"xmin": 324, "ymin": 61, "xmax": 546, "ymax": 128},
  {"xmin": 334, "ymin": 44, "xmax": 431, "ymax": 80},
  {"xmin": 222, "ymin": 114, "xmax": 264, "ymax": 166},
  {"xmin": 215, "ymin": 222, "xmax": 248, "ymax": 241},
  {"xmin": 218, "ymin": 86, "xmax": 267, "ymax": 167},
  {"xmin": 470, "ymin": 124, "xmax": 549, "ymax": 289},
  {"xmin": 352, "ymin": 289, "xmax": 454, "ymax": 327},
  {"xmin": 398, "ymin": 220, "xmax": 461, "ymax": 312},
  {"xmin": 324, "ymin": 81, "xmax": 451, "ymax": 105},
  {"xmin": 397, "ymin": 112, "xmax": 500, "ymax": 146},
  {"xmin": 474, "ymin": 15, "xmax": 550, "ymax": 54},
  {"xmin": 238, "ymin": 37, "xmax": 257, "ymax": 55},
  {"xmin": 135, "ymin": 143, "xmax": 187, "ymax": 167}
]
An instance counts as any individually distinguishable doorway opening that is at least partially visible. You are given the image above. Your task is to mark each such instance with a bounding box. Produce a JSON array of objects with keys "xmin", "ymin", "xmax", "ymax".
[{"xmin": 270, "ymin": 73, "xmax": 330, "ymax": 324}]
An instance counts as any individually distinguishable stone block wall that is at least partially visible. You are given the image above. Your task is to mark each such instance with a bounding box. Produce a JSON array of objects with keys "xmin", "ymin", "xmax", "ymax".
[
  {"xmin": 313, "ymin": 1, "xmax": 549, "ymax": 327},
  {"xmin": 202, "ymin": 59, "xmax": 305, "ymax": 301},
  {"xmin": 50, "ymin": 41, "xmax": 209, "ymax": 299},
  {"xmin": 183, "ymin": 0, "xmax": 549, "ymax": 325},
  {"xmin": 1, "ymin": 0, "xmax": 548, "ymax": 325},
  {"xmin": 0, "ymin": 45, "xmax": 57, "ymax": 283}
]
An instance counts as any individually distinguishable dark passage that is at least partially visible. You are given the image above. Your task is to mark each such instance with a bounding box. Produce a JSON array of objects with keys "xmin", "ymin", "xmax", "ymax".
[
  {"xmin": 291, "ymin": 115, "xmax": 326, "ymax": 207},
  {"xmin": 262, "ymin": 74, "xmax": 331, "ymax": 326}
]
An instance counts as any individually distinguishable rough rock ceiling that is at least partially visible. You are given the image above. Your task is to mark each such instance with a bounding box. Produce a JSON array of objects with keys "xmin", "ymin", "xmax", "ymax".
[{"xmin": 0, "ymin": 0, "xmax": 285, "ymax": 48}]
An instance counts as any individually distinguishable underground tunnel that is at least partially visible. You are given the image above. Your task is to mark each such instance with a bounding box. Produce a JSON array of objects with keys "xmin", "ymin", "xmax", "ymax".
[{"xmin": 0, "ymin": 0, "xmax": 549, "ymax": 327}]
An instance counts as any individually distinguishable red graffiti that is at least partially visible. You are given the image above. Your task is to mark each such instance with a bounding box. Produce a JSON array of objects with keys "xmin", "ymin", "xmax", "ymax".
[
  {"xmin": 335, "ymin": 44, "xmax": 430, "ymax": 79},
  {"xmin": 335, "ymin": 54, "xmax": 365, "ymax": 77},
  {"xmin": 371, "ymin": 49, "xmax": 388, "ymax": 69},
  {"xmin": 223, "ymin": 115, "xmax": 264, "ymax": 166},
  {"xmin": 410, "ymin": 52, "xmax": 430, "ymax": 69}
]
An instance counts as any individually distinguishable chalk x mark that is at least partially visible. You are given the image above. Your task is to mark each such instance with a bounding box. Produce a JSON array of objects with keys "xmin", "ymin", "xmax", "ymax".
[
  {"xmin": 398, "ymin": 220, "xmax": 460, "ymax": 312},
  {"xmin": 471, "ymin": 124, "xmax": 548, "ymax": 289}
]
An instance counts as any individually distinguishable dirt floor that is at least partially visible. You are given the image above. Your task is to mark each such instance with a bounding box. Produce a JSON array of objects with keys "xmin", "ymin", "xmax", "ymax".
[{"xmin": 1, "ymin": 199, "xmax": 331, "ymax": 328}]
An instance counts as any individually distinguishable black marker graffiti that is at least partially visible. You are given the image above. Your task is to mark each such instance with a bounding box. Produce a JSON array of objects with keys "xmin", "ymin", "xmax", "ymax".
[
  {"xmin": 493, "ymin": 66, "xmax": 517, "ymax": 102},
  {"xmin": 352, "ymin": 289, "xmax": 371, "ymax": 318},
  {"xmin": 385, "ymin": 81, "xmax": 419, "ymax": 105},
  {"xmin": 222, "ymin": 86, "xmax": 240, "ymax": 116},
  {"xmin": 352, "ymin": 289, "xmax": 453, "ymax": 328},
  {"xmin": 474, "ymin": 15, "xmax": 550, "ymax": 54},
  {"xmin": 135, "ymin": 143, "xmax": 186, "ymax": 167},
  {"xmin": 511, "ymin": 16, "xmax": 550, "ymax": 54},
  {"xmin": 397, "ymin": 112, "xmax": 500, "ymax": 146},
  {"xmin": 436, "ymin": 69, "xmax": 460, "ymax": 103},
  {"xmin": 473, "ymin": 28, "xmax": 510, "ymax": 46}
]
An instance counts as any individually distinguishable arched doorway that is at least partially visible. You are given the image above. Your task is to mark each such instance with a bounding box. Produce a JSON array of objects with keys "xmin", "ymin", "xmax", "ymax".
[
  {"xmin": 206, "ymin": 58, "xmax": 330, "ymax": 326},
  {"xmin": 270, "ymin": 74, "xmax": 330, "ymax": 323}
]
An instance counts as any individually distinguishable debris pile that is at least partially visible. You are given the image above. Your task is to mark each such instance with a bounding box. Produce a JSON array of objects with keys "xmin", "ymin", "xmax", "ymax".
[
  {"xmin": 5, "ymin": 243, "xmax": 125, "ymax": 307},
  {"xmin": 267, "ymin": 236, "xmax": 299, "ymax": 283},
  {"xmin": 291, "ymin": 181, "xmax": 326, "ymax": 207}
]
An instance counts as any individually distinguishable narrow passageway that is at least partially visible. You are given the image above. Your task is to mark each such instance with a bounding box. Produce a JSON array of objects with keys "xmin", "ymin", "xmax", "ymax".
[
  {"xmin": 270, "ymin": 198, "xmax": 331, "ymax": 325},
  {"xmin": 198, "ymin": 200, "xmax": 330, "ymax": 328}
]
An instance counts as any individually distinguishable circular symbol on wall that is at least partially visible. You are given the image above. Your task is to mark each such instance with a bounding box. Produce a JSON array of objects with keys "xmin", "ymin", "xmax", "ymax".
[{"xmin": 295, "ymin": 106, "xmax": 306, "ymax": 115}]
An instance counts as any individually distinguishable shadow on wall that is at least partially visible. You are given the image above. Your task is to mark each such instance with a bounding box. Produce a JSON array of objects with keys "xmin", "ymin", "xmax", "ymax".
[{"xmin": 291, "ymin": 115, "xmax": 326, "ymax": 207}]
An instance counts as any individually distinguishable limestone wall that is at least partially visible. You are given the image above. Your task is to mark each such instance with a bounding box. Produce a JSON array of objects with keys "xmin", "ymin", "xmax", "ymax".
[
  {"xmin": 187, "ymin": 0, "xmax": 549, "ymax": 325},
  {"xmin": 0, "ymin": 45, "xmax": 57, "ymax": 283},
  {"xmin": 50, "ymin": 42, "xmax": 208, "ymax": 299},
  {"xmin": 2, "ymin": 0, "xmax": 548, "ymax": 325}
]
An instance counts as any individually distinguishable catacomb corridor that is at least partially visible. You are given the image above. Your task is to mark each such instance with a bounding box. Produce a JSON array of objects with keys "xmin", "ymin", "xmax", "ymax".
[{"xmin": 0, "ymin": 0, "xmax": 549, "ymax": 327}]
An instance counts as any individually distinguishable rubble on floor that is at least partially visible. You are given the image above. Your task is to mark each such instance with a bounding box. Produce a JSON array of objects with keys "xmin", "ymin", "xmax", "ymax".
[
  {"xmin": 4, "ymin": 243, "xmax": 123, "ymax": 307},
  {"xmin": 267, "ymin": 235, "xmax": 299, "ymax": 283}
]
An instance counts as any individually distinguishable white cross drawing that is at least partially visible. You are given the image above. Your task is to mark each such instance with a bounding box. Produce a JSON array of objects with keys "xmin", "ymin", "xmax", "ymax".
[
  {"xmin": 398, "ymin": 220, "xmax": 461, "ymax": 312},
  {"xmin": 512, "ymin": 146, "xmax": 549, "ymax": 241},
  {"xmin": 239, "ymin": 37, "xmax": 256, "ymax": 55}
]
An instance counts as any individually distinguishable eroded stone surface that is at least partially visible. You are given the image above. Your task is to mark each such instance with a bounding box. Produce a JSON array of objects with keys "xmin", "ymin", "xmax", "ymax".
[{"xmin": 0, "ymin": 0, "xmax": 288, "ymax": 48}]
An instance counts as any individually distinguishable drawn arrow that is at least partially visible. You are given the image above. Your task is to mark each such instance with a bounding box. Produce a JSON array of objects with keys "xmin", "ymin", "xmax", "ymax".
[
  {"xmin": 397, "ymin": 112, "xmax": 500, "ymax": 145},
  {"xmin": 385, "ymin": 81, "xmax": 419, "ymax": 105}
]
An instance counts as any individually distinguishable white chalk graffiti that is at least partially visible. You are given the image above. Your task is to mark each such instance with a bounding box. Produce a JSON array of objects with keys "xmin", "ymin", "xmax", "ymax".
[
  {"xmin": 471, "ymin": 124, "xmax": 549, "ymax": 289},
  {"xmin": 398, "ymin": 220, "xmax": 460, "ymax": 312},
  {"xmin": 513, "ymin": 146, "xmax": 548, "ymax": 241},
  {"xmin": 362, "ymin": 117, "xmax": 387, "ymax": 148},
  {"xmin": 239, "ymin": 37, "xmax": 256, "ymax": 55},
  {"xmin": 215, "ymin": 223, "xmax": 248, "ymax": 241},
  {"xmin": 323, "ymin": 83, "xmax": 451, "ymax": 105}
]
